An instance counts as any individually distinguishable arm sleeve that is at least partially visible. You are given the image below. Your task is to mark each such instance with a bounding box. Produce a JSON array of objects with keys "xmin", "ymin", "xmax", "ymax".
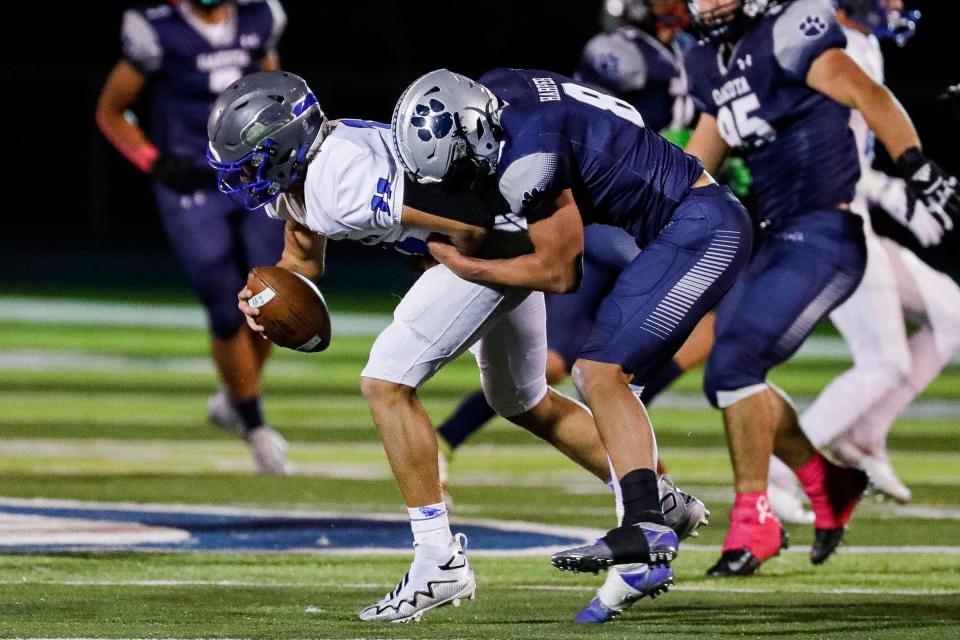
[
  {"xmin": 497, "ymin": 141, "xmax": 572, "ymax": 223},
  {"xmin": 574, "ymin": 31, "xmax": 648, "ymax": 94},
  {"xmin": 772, "ymin": 0, "xmax": 847, "ymax": 79},
  {"xmin": 402, "ymin": 175, "xmax": 505, "ymax": 228},
  {"xmin": 121, "ymin": 9, "xmax": 162, "ymax": 74}
]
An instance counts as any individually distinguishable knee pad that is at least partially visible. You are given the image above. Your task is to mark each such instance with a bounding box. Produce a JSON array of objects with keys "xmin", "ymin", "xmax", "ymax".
[
  {"xmin": 205, "ymin": 296, "xmax": 245, "ymax": 339},
  {"xmin": 703, "ymin": 343, "xmax": 768, "ymax": 408},
  {"xmin": 479, "ymin": 370, "xmax": 548, "ymax": 419}
]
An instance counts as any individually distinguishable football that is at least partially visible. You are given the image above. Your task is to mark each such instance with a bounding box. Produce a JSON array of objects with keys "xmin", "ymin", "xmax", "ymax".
[{"xmin": 246, "ymin": 266, "xmax": 331, "ymax": 352}]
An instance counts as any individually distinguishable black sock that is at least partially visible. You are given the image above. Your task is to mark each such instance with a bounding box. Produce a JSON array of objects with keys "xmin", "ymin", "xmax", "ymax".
[
  {"xmin": 620, "ymin": 468, "xmax": 665, "ymax": 526},
  {"xmin": 232, "ymin": 396, "xmax": 265, "ymax": 433},
  {"xmin": 638, "ymin": 359, "xmax": 684, "ymax": 405},
  {"xmin": 437, "ymin": 389, "xmax": 497, "ymax": 450}
]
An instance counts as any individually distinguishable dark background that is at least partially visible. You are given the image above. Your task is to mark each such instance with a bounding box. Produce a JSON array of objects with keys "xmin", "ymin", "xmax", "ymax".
[{"xmin": 5, "ymin": 0, "xmax": 960, "ymax": 295}]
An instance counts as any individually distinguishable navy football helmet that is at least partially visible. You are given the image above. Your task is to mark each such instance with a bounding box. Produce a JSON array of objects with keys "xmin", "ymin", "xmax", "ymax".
[
  {"xmin": 837, "ymin": 0, "xmax": 919, "ymax": 46},
  {"xmin": 207, "ymin": 71, "xmax": 327, "ymax": 209},
  {"xmin": 687, "ymin": 0, "xmax": 780, "ymax": 41}
]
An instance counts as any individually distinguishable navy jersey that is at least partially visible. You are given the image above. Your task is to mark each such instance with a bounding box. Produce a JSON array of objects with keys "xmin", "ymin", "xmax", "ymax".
[
  {"xmin": 575, "ymin": 27, "xmax": 696, "ymax": 132},
  {"xmin": 122, "ymin": 0, "xmax": 285, "ymax": 163},
  {"xmin": 685, "ymin": 0, "xmax": 858, "ymax": 221},
  {"xmin": 480, "ymin": 68, "xmax": 704, "ymax": 247}
]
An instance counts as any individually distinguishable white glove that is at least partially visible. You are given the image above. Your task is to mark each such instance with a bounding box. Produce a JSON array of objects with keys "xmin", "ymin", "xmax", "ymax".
[
  {"xmin": 857, "ymin": 169, "xmax": 950, "ymax": 247},
  {"xmin": 906, "ymin": 199, "xmax": 951, "ymax": 247}
]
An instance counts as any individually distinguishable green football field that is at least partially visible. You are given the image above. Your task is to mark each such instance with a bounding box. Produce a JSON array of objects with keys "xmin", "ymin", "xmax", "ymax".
[{"xmin": 1, "ymin": 296, "xmax": 959, "ymax": 639}]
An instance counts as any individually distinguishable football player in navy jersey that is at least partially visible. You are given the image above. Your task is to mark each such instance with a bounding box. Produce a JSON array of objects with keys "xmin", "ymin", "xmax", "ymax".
[
  {"xmin": 96, "ymin": 0, "xmax": 290, "ymax": 474},
  {"xmin": 393, "ymin": 68, "xmax": 755, "ymax": 579},
  {"xmin": 682, "ymin": 0, "xmax": 959, "ymax": 576},
  {"xmin": 435, "ymin": 0, "xmax": 698, "ymax": 482},
  {"xmin": 577, "ymin": 0, "xmax": 696, "ymax": 134}
]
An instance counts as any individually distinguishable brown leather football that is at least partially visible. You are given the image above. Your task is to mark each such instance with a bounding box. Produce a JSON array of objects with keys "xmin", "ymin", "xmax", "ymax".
[{"xmin": 246, "ymin": 266, "xmax": 331, "ymax": 352}]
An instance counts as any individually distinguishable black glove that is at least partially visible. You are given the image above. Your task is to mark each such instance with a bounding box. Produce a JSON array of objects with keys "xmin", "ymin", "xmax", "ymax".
[
  {"xmin": 895, "ymin": 147, "xmax": 959, "ymax": 230},
  {"xmin": 152, "ymin": 154, "xmax": 214, "ymax": 194}
]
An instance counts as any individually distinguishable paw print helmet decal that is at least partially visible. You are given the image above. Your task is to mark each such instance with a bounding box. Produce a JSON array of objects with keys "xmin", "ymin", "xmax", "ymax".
[{"xmin": 391, "ymin": 69, "xmax": 503, "ymax": 184}]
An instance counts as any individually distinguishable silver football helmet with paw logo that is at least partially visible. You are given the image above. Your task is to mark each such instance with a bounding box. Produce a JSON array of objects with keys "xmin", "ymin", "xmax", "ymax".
[{"xmin": 391, "ymin": 69, "xmax": 503, "ymax": 184}]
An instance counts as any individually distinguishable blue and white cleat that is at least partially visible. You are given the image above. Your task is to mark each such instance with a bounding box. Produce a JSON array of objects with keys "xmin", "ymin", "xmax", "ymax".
[
  {"xmin": 574, "ymin": 563, "xmax": 674, "ymax": 623},
  {"xmin": 551, "ymin": 522, "xmax": 678, "ymax": 574}
]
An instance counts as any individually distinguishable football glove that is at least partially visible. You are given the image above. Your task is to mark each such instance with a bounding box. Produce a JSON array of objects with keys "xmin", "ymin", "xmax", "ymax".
[
  {"xmin": 895, "ymin": 147, "xmax": 959, "ymax": 235},
  {"xmin": 858, "ymin": 169, "xmax": 949, "ymax": 247}
]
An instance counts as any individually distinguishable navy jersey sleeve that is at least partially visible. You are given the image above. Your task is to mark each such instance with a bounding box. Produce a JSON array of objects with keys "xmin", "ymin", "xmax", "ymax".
[
  {"xmin": 120, "ymin": 8, "xmax": 163, "ymax": 74},
  {"xmin": 498, "ymin": 137, "xmax": 573, "ymax": 222},
  {"xmin": 683, "ymin": 45, "xmax": 716, "ymax": 116},
  {"xmin": 772, "ymin": 0, "xmax": 847, "ymax": 79}
]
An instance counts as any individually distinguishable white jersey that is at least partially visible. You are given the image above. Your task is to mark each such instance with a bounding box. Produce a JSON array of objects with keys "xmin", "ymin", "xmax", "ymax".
[
  {"xmin": 265, "ymin": 120, "xmax": 548, "ymax": 414},
  {"xmin": 843, "ymin": 27, "xmax": 898, "ymax": 227},
  {"xmin": 266, "ymin": 121, "xmax": 428, "ymax": 248}
]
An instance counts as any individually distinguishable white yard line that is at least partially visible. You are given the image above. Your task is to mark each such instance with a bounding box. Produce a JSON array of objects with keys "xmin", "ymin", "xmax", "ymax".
[
  {"xmin": 1, "ymin": 296, "xmax": 392, "ymax": 336},
  {"xmin": 0, "ymin": 579, "xmax": 957, "ymax": 597},
  {"xmin": 519, "ymin": 584, "xmax": 960, "ymax": 596},
  {"xmin": 9, "ymin": 295, "xmax": 960, "ymax": 365}
]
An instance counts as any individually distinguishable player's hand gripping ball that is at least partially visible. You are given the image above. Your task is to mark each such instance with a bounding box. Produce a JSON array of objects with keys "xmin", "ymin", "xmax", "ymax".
[{"xmin": 245, "ymin": 266, "xmax": 331, "ymax": 352}]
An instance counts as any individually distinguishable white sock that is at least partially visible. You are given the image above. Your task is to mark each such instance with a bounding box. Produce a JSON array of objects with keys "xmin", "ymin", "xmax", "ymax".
[{"xmin": 408, "ymin": 502, "xmax": 452, "ymax": 547}]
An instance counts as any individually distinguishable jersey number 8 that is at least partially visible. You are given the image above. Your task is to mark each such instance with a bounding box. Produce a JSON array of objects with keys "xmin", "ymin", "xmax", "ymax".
[{"xmin": 561, "ymin": 82, "xmax": 646, "ymax": 128}]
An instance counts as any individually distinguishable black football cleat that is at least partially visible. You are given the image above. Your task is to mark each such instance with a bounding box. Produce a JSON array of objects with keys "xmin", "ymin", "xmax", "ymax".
[
  {"xmin": 706, "ymin": 528, "xmax": 789, "ymax": 578},
  {"xmin": 811, "ymin": 527, "xmax": 846, "ymax": 565},
  {"xmin": 551, "ymin": 522, "xmax": 678, "ymax": 574},
  {"xmin": 706, "ymin": 549, "xmax": 763, "ymax": 577}
]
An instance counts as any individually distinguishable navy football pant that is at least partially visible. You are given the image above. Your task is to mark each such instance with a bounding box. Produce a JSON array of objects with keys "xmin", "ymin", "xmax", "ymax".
[
  {"xmin": 578, "ymin": 184, "xmax": 753, "ymax": 382},
  {"xmin": 703, "ymin": 210, "xmax": 867, "ymax": 407},
  {"xmin": 546, "ymin": 224, "xmax": 640, "ymax": 367},
  {"xmin": 154, "ymin": 184, "xmax": 286, "ymax": 339}
]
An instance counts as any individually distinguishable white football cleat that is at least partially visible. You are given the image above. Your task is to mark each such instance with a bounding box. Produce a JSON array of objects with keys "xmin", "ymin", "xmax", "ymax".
[
  {"xmin": 767, "ymin": 460, "xmax": 814, "ymax": 525},
  {"xmin": 206, "ymin": 389, "xmax": 244, "ymax": 437},
  {"xmin": 768, "ymin": 479, "xmax": 815, "ymax": 525},
  {"xmin": 245, "ymin": 424, "xmax": 290, "ymax": 476},
  {"xmin": 359, "ymin": 533, "xmax": 476, "ymax": 623},
  {"xmin": 860, "ymin": 454, "xmax": 912, "ymax": 504}
]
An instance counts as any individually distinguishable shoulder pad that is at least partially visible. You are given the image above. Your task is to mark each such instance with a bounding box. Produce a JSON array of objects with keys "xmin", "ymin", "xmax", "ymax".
[
  {"xmin": 577, "ymin": 31, "xmax": 647, "ymax": 93},
  {"xmin": 499, "ymin": 152, "xmax": 562, "ymax": 216},
  {"xmin": 773, "ymin": 0, "xmax": 846, "ymax": 77}
]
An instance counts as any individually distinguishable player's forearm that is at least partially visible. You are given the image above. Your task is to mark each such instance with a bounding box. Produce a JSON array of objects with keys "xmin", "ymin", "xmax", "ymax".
[
  {"xmin": 95, "ymin": 108, "xmax": 158, "ymax": 172},
  {"xmin": 96, "ymin": 62, "xmax": 156, "ymax": 172},
  {"xmin": 450, "ymin": 252, "xmax": 578, "ymax": 293},
  {"xmin": 684, "ymin": 114, "xmax": 728, "ymax": 176},
  {"xmin": 855, "ymin": 83, "xmax": 919, "ymax": 163},
  {"xmin": 278, "ymin": 222, "xmax": 327, "ymax": 282}
]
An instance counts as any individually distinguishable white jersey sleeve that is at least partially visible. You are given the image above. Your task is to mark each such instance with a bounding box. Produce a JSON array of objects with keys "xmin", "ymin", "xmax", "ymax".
[
  {"xmin": 300, "ymin": 123, "xmax": 421, "ymax": 246},
  {"xmin": 842, "ymin": 27, "xmax": 912, "ymax": 224}
]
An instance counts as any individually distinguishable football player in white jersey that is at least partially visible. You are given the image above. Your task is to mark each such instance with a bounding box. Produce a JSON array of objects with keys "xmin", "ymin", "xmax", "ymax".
[
  {"xmin": 794, "ymin": 0, "xmax": 960, "ymax": 503},
  {"xmin": 207, "ymin": 70, "xmax": 707, "ymax": 623}
]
